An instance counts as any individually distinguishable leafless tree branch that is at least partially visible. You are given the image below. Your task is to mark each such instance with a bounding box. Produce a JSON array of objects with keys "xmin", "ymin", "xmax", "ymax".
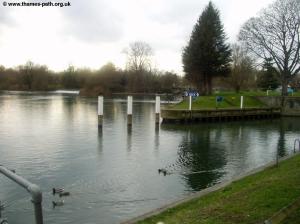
[{"xmin": 239, "ymin": 0, "xmax": 300, "ymax": 95}]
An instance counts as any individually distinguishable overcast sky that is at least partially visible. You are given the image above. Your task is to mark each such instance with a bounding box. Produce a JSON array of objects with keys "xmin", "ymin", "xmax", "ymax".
[{"xmin": 0, "ymin": 0, "xmax": 275, "ymax": 73}]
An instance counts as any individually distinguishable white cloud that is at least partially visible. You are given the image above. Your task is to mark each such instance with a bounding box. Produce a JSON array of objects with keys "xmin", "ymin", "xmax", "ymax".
[
  {"xmin": 0, "ymin": 0, "xmax": 276, "ymax": 73},
  {"xmin": 214, "ymin": 0, "xmax": 275, "ymax": 42}
]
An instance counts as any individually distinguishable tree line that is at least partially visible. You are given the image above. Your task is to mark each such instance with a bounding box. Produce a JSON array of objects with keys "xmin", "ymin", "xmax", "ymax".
[
  {"xmin": 183, "ymin": 0, "xmax": 299, "ymax": 96},
  {"xmin": 0, "ymin": 61, "xmax": 182, "ymax": 96}
]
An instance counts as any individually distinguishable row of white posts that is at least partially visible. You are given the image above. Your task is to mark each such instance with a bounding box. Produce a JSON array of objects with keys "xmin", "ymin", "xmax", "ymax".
[
  {"xmin": 97, "ymin": 96, "xmax": 161, "ymax": 127},
  {"xmin": 187, "ymin": 95, "xmax": 244, "ymax": 111}
]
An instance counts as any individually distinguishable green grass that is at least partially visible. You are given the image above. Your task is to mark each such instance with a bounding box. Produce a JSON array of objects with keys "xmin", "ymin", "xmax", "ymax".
[
  {"xmin": 169, "ymin": 95, "xmax": 266, "ymax": 110},
  {"xmin": 137, "ymin": 154, "xmax": 300, "ymax": 224},
  {"xmin": 212, "ymin": 90, "xmax": 300, "ymax": 97},
  {"xmin": 168, "ymin": 90, "xmax": 300, "ymax": 110}
]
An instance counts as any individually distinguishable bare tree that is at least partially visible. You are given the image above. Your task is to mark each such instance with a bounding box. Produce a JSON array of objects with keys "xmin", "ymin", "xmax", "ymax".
[
  {"xmin": 229, "ymin": 44, "xmax": 255, "ymax": 92},
  {"xmin": 19, "ymin": 60, "xmax": 34, "ymax": 90},
  {"xmin": 122, "ymin": 41, "xmax": 154, "ymax": 92},
  {"xmin": 124, "ymin": 41, "xmax": 153, "ymax": 72},
  {"xmin": 239, "ymin": 0, "xmax": 300, "ymax": 96}
]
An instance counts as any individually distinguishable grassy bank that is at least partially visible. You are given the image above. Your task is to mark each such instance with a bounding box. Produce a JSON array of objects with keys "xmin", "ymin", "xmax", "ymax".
[
  {"xmin": 211, "ymin": 91, "xmax": 300, "ymax": 97},
  {"xmin": 167, "ymin": 90, "xmax": 300, "ymax": 110},
  {"xmin": 168, "ymin": 91, "xmax": 300, "ymax": 110},
  {"xmin": 169, "ymin": 95, "xmax": 266, "ymax": 110},
  {"xmin": 137, "ymin": 154, "xmax": 300, "ymax": 224}
]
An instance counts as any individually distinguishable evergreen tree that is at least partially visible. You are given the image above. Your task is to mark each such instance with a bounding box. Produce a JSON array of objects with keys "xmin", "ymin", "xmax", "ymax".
[
  {"xmin": 182, "ymin": 1, "xmax": 231, "ymax": 95},
  {"xmin": 257, "ymin": 58, "xmax": 280, "ymax": 90}
]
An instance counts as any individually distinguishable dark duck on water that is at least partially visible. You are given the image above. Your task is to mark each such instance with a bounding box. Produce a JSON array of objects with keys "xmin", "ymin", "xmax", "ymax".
[{"xmin": 52, "ymin": 188, "xmax": 64, "ymax": 195}]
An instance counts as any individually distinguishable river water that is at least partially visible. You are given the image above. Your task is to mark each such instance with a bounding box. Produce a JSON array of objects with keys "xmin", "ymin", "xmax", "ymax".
[{"xmin": 0, "ymin": 91, "xmax": 299, "ymax": 224}]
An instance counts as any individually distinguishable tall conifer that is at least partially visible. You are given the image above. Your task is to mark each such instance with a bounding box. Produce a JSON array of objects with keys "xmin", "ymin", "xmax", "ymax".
[{"xmin": 182, "ymin": 1, "xmax": 231, "ymax": 95}]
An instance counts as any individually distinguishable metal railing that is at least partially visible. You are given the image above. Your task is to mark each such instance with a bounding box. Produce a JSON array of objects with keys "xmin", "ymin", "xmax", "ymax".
[
  {"xmin": 0, "ymin": 165, "xmax": 43, "ymax": 224},
  {"xmin": 0, "ymin": 200, "xmax": 8, "ymax": 224}
]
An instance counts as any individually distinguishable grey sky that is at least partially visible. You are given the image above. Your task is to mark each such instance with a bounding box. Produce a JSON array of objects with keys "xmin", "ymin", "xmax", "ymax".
[
  {"xmin": 62, "ymin": 0, "xmax": 123, "ymax": 42},
  {"xmin": 0, "ymin": 0, "xmax": 275, "ymax": 73}
]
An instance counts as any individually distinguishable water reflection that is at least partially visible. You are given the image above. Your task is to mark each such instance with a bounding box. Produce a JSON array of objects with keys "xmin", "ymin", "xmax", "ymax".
[
  {"xmin": 127, "ymin": 125, "xmax": 132, "ymax": 152},
  {"xmin": 154, "ymin": 124, "xmax": 160, "ymax": 152},
  {"xmin": 161, "ymin": 125, "xmax": 226, "ymax": 191},
  {"xmin": 277, "ymin": 118, "xmax": 287, "ymax": 157},
  {"xmin": 97, "ymin": 128, "xmax": 103, "ymax": 154},
  {"xmin": 1, "ymin": 92, "xmax": 300, "ymax": 224},
  {"xmin": 161, "ymin": 118, "xmax": 299, "ymax": 191}
]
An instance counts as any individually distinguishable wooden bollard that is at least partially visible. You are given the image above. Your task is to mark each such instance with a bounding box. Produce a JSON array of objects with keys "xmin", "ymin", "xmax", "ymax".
[
  {"xmin": 98, "ymin": 96, "xmax": 103, "ymax": 127},
  {"xmin": 189, "ymin": 96, "xmax": 192, "ymax": 111},
  {"xmin": 127, "ymin": 96, "xmax": 133, "ymax": 126},
  {"xmin": 155, "ymin": 96, "xmax": 160, "ymax": 124}
]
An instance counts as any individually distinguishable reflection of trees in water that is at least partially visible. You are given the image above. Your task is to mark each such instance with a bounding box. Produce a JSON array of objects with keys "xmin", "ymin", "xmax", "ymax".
[
  {"xmin": 162, "ymin": 118, "xmax": 300, "ymax": 192},
  {"xmin": 103, "ymin": 100, "xmax": 126, "ymax": 122},
  {"xmin": 132, "ymin": 102, "xmax": 154, "ymax": 123},
  {"xmin": 62, "ymin": 97, "xmax": 77, "ymax": 121},
  {"xmin": 273, "ymin": 117, "xmax": 300, "ymax": 158},
  {"xmin": 277, "ymin": 119, "xmax": 287, "ymax": 158},
  {"xmin": 175, "ymin": 125, "xmax": 227, "ymax": 191}
]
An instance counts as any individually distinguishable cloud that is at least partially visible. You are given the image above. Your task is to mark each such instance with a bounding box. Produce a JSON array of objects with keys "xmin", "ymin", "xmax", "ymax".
[
  {"xmin": 0, "ymin": 0, "xmax": 277, "ymax": 73},
  {"xmin": 153, "ymin": 0, "xmax": 205, "ymax": 24},
  {"xmin": 143, "ymin": 0, "xmax": 206, "ymax": 38},
  {"xmin": 0, "ymin": 6, "xmax": 16, "ymax": 29},
  {"xmin": 61, "ymin": 0, "xmax": 124, "ymax": 43}
]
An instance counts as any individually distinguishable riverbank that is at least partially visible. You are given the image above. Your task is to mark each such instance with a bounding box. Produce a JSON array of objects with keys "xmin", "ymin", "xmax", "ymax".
[
  {"xmin": 161, "ymin": 95, "xmax": 281, "ymax": 123},
  {"xmin": 168, "ymin": 95, "xmax": 266, "ymax": 110},
  {"xmin": 162, "ymin": 94, "xmax": 300, "ymax": 122},
  {"xmin": 125, "ymin": 153, "xmax": 300, "ymax": 224}
]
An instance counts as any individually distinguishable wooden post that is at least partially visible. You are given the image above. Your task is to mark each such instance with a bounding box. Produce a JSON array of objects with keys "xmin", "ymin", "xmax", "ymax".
[
  {"xmin": 98, "ymin": 96, "xmax": 103, "ymax": 128},
  {"xmin": 189, "ymin": 96, "xmax": 192, "ymax": 111},
  {"xmin": 127, "ymin": 96, "xmax": 133, "ymax": 126},
  {"xmin": 240, "ymin": 96, "xmax": 244, "ymax": 109},
  {"xmin": 155, "ymin": 95, "xmax": 160, "ymax": 124}
]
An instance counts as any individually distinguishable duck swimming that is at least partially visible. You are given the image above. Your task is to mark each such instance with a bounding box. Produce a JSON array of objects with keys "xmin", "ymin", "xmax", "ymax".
[
  {"xmin": 59, "ymin": 192, "xmax": 70, "ymax": 197},
  {"xmin": 158, "ymin": 168, "xmax": 169, "ymax": 176},
  {"xmin": 52, "ymin": 188, "xmax": 64, "ymax": 195}
]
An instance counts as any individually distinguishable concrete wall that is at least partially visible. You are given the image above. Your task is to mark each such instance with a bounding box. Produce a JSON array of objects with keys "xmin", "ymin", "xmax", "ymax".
[{"xmin": 257, "ymin": 96, "xmax": 300, "ymax": 116}]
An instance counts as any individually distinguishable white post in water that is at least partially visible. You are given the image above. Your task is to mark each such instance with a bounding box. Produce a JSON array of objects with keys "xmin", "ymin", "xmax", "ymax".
[
  {"xmin": 189, "ymin": 96, "xmax": 192, "ymax": 111},
  {"xmin": 240, "ymin": 96, "xmax": 244, "ymax": 109},
  {"xmin": 155, "ymin": 95, "xmax": 160, "ymax": 124},
  {"xmin": 127, "ymin": 96, "xmax": 133, "ymax": 126},
  {"xmin": 98, "ymin": 96, "xmax": 103, "ymax": 127}
]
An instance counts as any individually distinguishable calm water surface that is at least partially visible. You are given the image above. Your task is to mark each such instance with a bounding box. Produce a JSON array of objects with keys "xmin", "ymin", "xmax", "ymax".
[{"xmin": 0, "ymin": 92, "xmax": 299, "ymax": 224}]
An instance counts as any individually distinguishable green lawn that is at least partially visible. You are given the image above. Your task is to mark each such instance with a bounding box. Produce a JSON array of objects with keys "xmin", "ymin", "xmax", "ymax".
[
  {"xmin": 168, "ymin": 90, "xmax": 300, "ymax": 110},
  {"xmin": 169, "ymin": 95, "xmax": 266, "ymax": 110},
  {"xmin": 212, "ymin": 90, "xmax": 300, "ymax": 97},
  {"xmin": 137, "ymin": 154, "xmax": 300, "ymax": 224}
]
